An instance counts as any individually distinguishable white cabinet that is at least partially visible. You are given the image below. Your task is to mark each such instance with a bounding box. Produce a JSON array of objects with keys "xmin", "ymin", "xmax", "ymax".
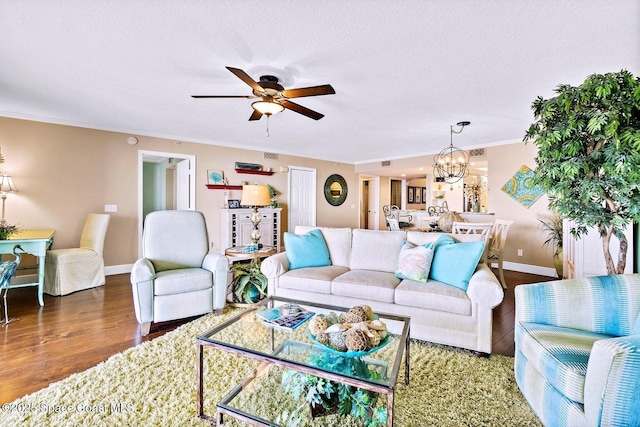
[{"xmin": 220, "ymin": 208, "xmax": 282, "ymax": 253}]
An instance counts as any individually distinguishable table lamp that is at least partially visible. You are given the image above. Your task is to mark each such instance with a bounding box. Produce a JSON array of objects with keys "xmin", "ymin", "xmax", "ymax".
[
  {"xmin": 240, "ymin": 184, "xmax": 272, "ymax": 250},
  {"xmin": 0, "ymin": 174, "xmax": 18, "ymax": 225}
]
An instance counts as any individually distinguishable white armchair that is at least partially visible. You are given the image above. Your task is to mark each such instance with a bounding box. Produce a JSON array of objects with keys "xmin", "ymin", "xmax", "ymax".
[{"xmin": 130, "ymin": 210, "xmax": 228, "ymax": 336}]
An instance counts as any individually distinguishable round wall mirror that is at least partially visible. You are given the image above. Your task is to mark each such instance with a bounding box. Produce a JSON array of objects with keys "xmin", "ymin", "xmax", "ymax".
[{"xmin": 324, "ymin": 174, "xmax": 348, "ymax": 206}]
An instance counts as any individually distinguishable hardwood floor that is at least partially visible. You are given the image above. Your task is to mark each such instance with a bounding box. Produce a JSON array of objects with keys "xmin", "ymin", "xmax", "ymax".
[{"xmin": 0, "ymin": 270, "xmax": 554, "ymax": 404}]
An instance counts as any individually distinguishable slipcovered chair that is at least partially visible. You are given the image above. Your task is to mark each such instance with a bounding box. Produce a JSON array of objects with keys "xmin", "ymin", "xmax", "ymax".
[
  {"xmin": 515, "ymin": 274, "xmax": 640, "ymax": 427},
  {"xmin": 44, "ymin": 213, "xmax": 110, "ymax": 296},
  {"xmin": 131, "ymin": 210, "xmax": 228, "ymax": 336}
]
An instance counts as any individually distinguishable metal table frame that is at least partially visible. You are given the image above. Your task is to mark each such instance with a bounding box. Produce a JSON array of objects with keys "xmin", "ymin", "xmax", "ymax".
[{"xmin": 196, "ymin": 296, "xmax": 410, "ymax": 426}]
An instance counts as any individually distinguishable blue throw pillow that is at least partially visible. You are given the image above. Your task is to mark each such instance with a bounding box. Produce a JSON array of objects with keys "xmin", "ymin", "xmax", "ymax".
[
  {"xmin": 429, "ymin": 235, "xmax": 485, "ymax": 291},
  {"xmin": 395, "ymin": 241, "xmax": 436, "ymax": 282},
  {"xmin": 284, "ymin": 229, "xmax": 331, "ymax": 270}
]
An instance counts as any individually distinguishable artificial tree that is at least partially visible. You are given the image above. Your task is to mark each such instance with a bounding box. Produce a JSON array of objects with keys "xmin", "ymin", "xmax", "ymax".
[{"xmin": 525, "ymin": 70, "xmax": 640, "ymax": 274}]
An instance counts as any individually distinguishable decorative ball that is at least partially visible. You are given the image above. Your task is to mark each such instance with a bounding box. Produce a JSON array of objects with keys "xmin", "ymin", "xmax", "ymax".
[
  {"xmin": 358, "ymin": 304, "xmax": 374, "ymax": 320},
  {"xmin": 316, "ymin": 332, "xmax": 329, "ymax": 344},
  {"xmin": 344, "ymin": 328, "xmax": 368, "ymax": 352},
  {"xmin": 367, "ymin": 330, "xmax": 381, "ymax": 348},
  {"xmin": 344, "ymin": 306, "xmax": 368, "ymax": 324},
  {"xmin": 309, "ymin": 315, "xmax": 328, "ymax": 336},
  {"xmin": 328, "ymin": 331, "xmax": 347, "ymax": 352}
]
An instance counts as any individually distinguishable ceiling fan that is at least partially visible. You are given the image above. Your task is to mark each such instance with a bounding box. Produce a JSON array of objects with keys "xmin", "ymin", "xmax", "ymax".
[{"xmin": 192, "ymin": 66, "xmax": 335, "ymax": 121}]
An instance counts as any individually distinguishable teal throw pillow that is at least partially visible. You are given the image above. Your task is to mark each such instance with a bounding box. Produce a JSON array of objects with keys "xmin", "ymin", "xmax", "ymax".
[
  {"xmin": 284, "ymin": 229, "xmax": 331, "ymax": 270},
  {"xmin": 429, "ymin": 236, "xmax": 485, "ymax": 291},
  {"xmin": 395, "ymin": 241, "xmax": 435, "ymax": 282}
]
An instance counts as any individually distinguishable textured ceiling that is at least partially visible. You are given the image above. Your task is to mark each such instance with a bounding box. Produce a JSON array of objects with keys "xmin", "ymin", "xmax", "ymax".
[{"xmin": 1, "ymin": 1, "xmax": 639, "ymax": 166}]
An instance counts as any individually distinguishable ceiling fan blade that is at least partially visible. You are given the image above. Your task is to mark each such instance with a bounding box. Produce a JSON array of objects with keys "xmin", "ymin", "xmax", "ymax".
[
  {"xmin": 191, "ymin": 95, "xmax": 255, "ymax": 98},
  {"xmin": 226, "ymin": 66, "xmax": 264, "ymax": 94},
  {"xmin": 248, "ymin": 109, "xmax": 263, "ymax": 121},
  {"xmin": 279, "ymin": 100, "xmax": 324, "ymax": 120},
  {"xmin": 282, "ymin": 84, "xmax": 335, "ymax": 99}
]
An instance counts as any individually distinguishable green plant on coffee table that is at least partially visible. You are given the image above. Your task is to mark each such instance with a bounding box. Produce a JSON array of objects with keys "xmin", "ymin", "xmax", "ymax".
[
  {"xmin": 231, "ymin": 260, "xmax": 267, "ymax": 304},
  {"xmin": 278, "ymin": 352, "xmax": 387, "ymax": 427}
]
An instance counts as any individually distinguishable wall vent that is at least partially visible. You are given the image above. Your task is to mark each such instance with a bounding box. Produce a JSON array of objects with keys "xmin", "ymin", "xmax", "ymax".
[
  {"xmin": 381, "ymin": 160, "xmax": 391, "ymax": 167},
  {"xmin": 469, "ymin": 148, "xmax": 485, "ymax": 157},
  {"xmin": 264, "ymin": 152, "xmax": 279, "ymax": 160}
]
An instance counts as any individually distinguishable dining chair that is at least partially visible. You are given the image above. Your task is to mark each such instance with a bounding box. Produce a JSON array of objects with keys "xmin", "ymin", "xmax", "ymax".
[{"xmin": 487, "ymin": 219, "xmax": 514, "ymax": 289}]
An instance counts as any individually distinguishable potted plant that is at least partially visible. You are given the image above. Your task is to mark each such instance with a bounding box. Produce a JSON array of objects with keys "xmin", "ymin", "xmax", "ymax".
[
  {"xmin": 0, "ymin": 222, "xmax": 19, "ymax": 240},
  {"xmin": 538, "ymin": 213, "xmax": 563, "ymax": 278},
  {"xmin": 525, "ymin": 69, "xmax": 640, "ymax": 274},
  {"xmin": 278, "ymin": 353, "xmax": 387, "ymax": 427},
  {"xmin": 230, "ymin": 260, "xmax": 268, "ymax": 304}
]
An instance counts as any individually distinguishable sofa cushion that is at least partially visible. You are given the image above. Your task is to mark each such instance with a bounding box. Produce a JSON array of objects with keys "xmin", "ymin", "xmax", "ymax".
[
  {"xmin": 153, "ymin": 268, "xmax": 213, "ymax": 296},
  {"xmin": 429, "ymin": 235, "xmax": 485, "ymax": 291},
  {"xmin": 284, "ymin": 229, "xmax": 331, "ymax": 270},
  {"xmin": 279, "ymin": 265, "xmax": 349, "ymax": 294},
  {"xmin": 395, "ymin": 279, "xmax": 471, "ymax": 315},
  {"xmin": 395, "ymin": 241, "xmax": 435, "ymax": 282},
  {"xmin": 331, "ymin": 270, "xmax": 399, "ymax": 303},
  {"xmin": 516, "ymin": 321, "xmax": 615, "ymax": 404},
  {"xmin": 350, "ymin": 229, "xmax": 406, "ymax": 273},
  {"xmin": 295, "ymin": 226, "xmax": 352, "ymax": 268}
]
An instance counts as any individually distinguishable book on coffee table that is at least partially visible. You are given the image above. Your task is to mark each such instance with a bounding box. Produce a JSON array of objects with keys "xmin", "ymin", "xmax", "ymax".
[{"xmin": 256, "ymin": 303, "xmax": 315, "ymax": 331}]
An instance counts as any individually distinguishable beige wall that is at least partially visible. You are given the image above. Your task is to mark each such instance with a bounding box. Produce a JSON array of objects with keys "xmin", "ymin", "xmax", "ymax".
[
  {"xmin": 1, "ymin": 117, "xmax": 360, "ymax": 268},
  {"xmin": 486, "ymin": 142, "xmax": 553, "ymax": 269}
]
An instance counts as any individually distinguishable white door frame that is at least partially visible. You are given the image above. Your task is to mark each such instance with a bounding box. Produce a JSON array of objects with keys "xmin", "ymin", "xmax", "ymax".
[{"xmin": 138, "ymin": 150, "xmax": 196, "ymax": 257}]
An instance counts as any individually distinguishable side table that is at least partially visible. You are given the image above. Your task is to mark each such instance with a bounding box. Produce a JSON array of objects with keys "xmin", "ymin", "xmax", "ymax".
[{"xmin": 224, "ymin": 246, "xmax": 276, "ymax": 306}]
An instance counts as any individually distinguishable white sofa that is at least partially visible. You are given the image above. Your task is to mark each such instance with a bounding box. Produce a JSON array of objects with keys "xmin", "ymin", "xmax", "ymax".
[{"xmin": 261, "ymin": 226, "xmax": 504, "ymax": 355}]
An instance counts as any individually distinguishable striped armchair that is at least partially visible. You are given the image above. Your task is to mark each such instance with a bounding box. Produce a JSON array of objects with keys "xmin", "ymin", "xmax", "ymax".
[{"xmin": 515, "ymin": 274, "xmax": 640, "ymax": 427}]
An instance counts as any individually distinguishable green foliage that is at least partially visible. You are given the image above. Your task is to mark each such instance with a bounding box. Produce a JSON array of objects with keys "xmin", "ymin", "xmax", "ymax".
[
  {"xmin": 280, "ymin": 353, "xmax": 387, "ymax": 427},
  {"xmin": 0, "ymin": 222, "xmax": 20, "ymax": 240},
  {"xmin": 538, "ymin": 213, "xmax": 563, "ymax": 257},
  {"xmin": 231, "ymin": 261, "xmax": 267, "ymax": 303},
  {"xmin": 524, "ymin": 70, "xmax": 640, "ymax": 274}
]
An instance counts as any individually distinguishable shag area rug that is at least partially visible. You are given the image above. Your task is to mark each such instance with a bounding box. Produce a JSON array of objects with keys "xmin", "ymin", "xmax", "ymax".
[{"xmin": 1, "ymin": 308, "xmax": 541, "ymax": 426}]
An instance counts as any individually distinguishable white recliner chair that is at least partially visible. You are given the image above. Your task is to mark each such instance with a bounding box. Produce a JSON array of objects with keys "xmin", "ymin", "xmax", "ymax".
[{"xmin": 130, "ymin": 210, "xmax": 229, "ymax": 336}]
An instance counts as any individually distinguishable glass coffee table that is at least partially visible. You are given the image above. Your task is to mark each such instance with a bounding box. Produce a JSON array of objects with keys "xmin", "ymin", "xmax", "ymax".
[{"xmin": 196, "ymin": 296, "xmax": 410, "ymax": 426}]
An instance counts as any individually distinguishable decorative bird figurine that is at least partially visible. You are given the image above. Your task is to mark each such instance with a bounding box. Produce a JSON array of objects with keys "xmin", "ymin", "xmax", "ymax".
[{"xmin": 0, "ymin": 244, "xmax": 23, "ymax": 325}]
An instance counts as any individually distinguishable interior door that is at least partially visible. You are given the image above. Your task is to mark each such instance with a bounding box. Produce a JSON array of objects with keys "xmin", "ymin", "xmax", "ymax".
[{"xmin": 288, "ymin": 167, "xmax": 316, "ymax": 232}]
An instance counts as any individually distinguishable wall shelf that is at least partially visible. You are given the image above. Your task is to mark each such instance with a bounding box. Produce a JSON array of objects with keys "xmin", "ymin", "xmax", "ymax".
[
  {"xmin": 235, "ymin": 168, "xmax": 274, "ymax": 176},
  {"xmin": 206, "ymin": 184, "xmax": 243, "ymax": 190}
]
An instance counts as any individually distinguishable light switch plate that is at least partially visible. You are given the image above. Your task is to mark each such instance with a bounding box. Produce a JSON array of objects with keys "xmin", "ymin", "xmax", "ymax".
[{"xmin": 104, "ymin": 204, "xmax": 117, "ymax": 213}]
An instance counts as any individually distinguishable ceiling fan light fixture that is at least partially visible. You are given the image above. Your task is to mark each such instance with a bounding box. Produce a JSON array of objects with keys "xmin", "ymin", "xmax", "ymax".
[{"xmin": 251, "ymin": 100, "xmax": 284, "ymax": 116}]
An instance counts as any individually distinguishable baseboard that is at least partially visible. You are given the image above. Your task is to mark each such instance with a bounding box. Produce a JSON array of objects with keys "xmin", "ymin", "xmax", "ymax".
[
  {"xmin": 105, "ymin": 264, "xmax": 133, "ymax": 276},
  {"xmin": 490, "ymin": 260, "xmax": 558, "ymax": 278}
]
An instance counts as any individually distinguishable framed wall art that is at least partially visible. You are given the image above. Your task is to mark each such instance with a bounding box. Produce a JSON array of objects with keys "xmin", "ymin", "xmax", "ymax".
[{"xmin": 207, "ymin": 170, "xmax": 224, "ymax": 185}]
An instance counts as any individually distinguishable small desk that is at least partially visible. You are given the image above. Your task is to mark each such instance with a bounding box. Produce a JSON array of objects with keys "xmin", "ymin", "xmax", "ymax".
[{"xmin": 1, "ymin": 229, "xmax": 55, "ymax": 306}]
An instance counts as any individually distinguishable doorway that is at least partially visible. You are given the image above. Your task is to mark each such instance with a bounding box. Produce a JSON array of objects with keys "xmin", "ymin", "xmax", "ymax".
[
  {"xmin": 138, "ymin": 150, "xmax": 196, "ymax": 256},
  {"xmin": 360, "ymin": 175, "xmax": 380, "ymax": 230}
]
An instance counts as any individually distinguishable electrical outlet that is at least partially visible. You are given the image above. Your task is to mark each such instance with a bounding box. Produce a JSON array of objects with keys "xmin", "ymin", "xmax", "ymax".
[
  {"xmin": 517, "ymin": 249, "xmax": 523, "ymax": 257},
  {"xmin": 104, "ymin": 204, "xmax": 117, "ymax": 213}
]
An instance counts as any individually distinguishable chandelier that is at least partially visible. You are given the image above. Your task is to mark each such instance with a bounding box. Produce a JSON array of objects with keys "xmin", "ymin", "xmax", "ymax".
[{"xmin": 433, "ymin": 121, "xmax": 470, "ymax": 184}]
